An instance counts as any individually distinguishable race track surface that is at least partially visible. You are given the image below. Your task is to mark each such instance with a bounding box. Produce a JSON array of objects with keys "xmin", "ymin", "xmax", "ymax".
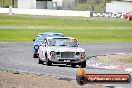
[{"xmin": 0, "ymin": 42, "xmax": 132, "ymax": 88}]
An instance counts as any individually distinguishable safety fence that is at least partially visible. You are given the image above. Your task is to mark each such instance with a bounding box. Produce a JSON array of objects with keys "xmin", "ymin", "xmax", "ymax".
[
  {"xmin": 90, "ymin": 12, "xmax": 123, "ymax": 18},
  {"xmin": 0, "ymin": 8, "xmax": 124, "ymax": 18},
  {"xmin": 0, "ymin": 8, "xmax": 90, "ymax": 17}
]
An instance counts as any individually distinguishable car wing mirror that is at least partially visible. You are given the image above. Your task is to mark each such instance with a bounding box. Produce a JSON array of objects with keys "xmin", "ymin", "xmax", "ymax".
[
  {"xmin": 41, "ymin": 44, "xmax": 46, "ymax": 47},
  {"xmin": 33, "ymin": 39, "xmax": 35, "ymax": 41}
]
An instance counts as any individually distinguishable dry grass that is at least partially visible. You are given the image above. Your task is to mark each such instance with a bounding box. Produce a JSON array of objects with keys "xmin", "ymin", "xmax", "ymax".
[
  {"xmin": 96, "ymin": 54, "xmax": 132, "ymax": 68},
  {"xmin": 0, "ymin": 70, "xmax": 105, "ymax": 88}
]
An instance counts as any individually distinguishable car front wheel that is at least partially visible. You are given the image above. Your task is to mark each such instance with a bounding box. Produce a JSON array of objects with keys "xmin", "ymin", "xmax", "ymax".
[
  {"xmin": 127, "ymin": 17, "xmax": 130, "ymax": 21},
  {"xmin": 79, "ymin": 60, "xmax": 86, "ymax": 68},
  {"xmin": 71, "ymin": 64, "xmax": 76, "ymax": 68},
  {"xmin": 45, "ymin": 54, "xmax": 52, "ymax": 66},
  {"xmin": 46, "ymin": 58, "xmax": 52, "ymax": 66},
  {"xmin": 38, "ymin": 57, "xmax": 44, "ymax": 64}
]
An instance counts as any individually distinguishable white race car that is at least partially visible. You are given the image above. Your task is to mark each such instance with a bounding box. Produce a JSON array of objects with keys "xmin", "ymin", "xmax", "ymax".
[{"xmin": 38, "ymin": 37, "xmax": 86, "ymax": 68}]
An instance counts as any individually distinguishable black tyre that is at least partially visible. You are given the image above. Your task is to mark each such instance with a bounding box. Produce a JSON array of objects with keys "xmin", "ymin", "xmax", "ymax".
[
  {"xmin": 127, "ymin": 17, "xmax": 130, "ymax": 21},
  {"xmin": 79, "ymin": 60, "xmax": 86, "ymax": 68},
  {"xmin": 46, "ymin": 58, "xmax": 52, "ymax": 66},
  {"xmin": 38, "ymin": 57, "xmax": 44, "ymax": 64},
  {"xmin": 71, "ymin": 64, "xmax": 76, "ymax": 68},
  {"xmin": 33, "ymin": 54, "xmax": 38, "ymax": 58},
  {"xmin": 45, "ymin": 54, "xmax": 52, "ymax": 66}
]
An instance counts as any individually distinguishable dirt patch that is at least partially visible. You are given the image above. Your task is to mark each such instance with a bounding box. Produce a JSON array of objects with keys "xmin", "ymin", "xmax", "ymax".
[
  {"xmin": 0, "ymin": 70, "xmax": 105, "ymax": 88},
  {"xmin": 96, "ymin": 53, "xmax": 132, "ymax": 68}
]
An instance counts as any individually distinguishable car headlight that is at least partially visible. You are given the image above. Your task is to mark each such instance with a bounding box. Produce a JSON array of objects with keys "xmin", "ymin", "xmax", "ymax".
[
  {"xmin": 76, "ymin": 52, "xmax": 80, "ymax": 56},
  {"xmin": 34, "ymin": 45, "xmax": 39, "ymax": 49},
  {"xmin": 80, "ymin": 52, "xmax": 85, "ymax": 57},
  {"xmin": 80, "ymin": 52, "xmax": 86, "ymax": 60},
  {"xmin": 50, "ymin": 51, "xmax": 56, "ymax": 56},
  {"xmin": 50, "ymin": 51, "xmax": 56, "ymax": 59},
  {"xmin": 56, "ymin": 52, "xmax": 60, "ymax": 55}
]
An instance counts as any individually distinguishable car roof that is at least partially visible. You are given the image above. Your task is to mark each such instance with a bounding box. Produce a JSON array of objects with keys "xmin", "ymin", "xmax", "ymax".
[
  {"xmin": 37, "ymin": 32, "xmax": 64, "ymax": 37},
  {"xmin": 46, "ymin": 37, "xmax": 76, "ymax": 40}
]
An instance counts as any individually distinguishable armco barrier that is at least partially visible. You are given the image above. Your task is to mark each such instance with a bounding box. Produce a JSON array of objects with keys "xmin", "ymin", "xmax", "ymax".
[{"xmin": 0, "ymin": 8, "xmax": 90, "ymax": 17}]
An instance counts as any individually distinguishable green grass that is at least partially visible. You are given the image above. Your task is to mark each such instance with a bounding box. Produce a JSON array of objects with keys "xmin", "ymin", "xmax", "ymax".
[
  {"xmin": 127, "ymin": 58, "xmax": 132, "ymax": 63},
  {"xmin": 0, "ymin": 14, "xmax": 132, "ymax": 42}
]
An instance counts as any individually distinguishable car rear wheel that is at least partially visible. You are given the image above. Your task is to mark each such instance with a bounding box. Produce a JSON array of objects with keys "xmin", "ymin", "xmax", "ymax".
[
  {"xmin": 33, "ymin": 54, "xmax": 38, "ymax": 58},
  {"xmin": 79, "ymin": 60, "xmax": 86, "ymax": 68}
]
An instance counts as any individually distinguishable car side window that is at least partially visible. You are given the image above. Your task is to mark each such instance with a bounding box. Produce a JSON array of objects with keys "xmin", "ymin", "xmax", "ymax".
[
  {"xmin": 36, "ymin": 36, "xmax": 42, "ymax": 41},
  {"xmin": 42, "ymin": 39, "xmax": 48, "ymax": 46}
]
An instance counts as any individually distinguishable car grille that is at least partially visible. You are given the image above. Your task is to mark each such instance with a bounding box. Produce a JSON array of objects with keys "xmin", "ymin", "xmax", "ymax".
[{"xmin": 61, "ymin": 52, "xmax": 75, "ymax": 58}]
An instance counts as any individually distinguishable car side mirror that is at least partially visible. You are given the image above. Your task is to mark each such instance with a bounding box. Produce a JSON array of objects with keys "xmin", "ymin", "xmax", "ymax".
[{"xmin": 33, "ymin": 39, "xmax": 35, "ymax": 41}]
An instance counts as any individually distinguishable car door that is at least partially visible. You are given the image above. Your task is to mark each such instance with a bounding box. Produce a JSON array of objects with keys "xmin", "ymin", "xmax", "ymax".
[
  {"xmin": 38, "ymin": 39, "xmax": 44, "ymax": 59},
  {"xmin": 39, "ymin": 39, "xmax": 48, "ymax": 60}
]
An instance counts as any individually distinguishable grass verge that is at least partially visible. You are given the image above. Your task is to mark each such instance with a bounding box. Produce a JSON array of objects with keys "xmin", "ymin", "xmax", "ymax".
[
  {"xmin": 0, "ymin": 14, "xmax": 132, "ymax": 42},
  {"xmin": 127, "ymin": 58, "xmax": 132, "ymax": 63}
]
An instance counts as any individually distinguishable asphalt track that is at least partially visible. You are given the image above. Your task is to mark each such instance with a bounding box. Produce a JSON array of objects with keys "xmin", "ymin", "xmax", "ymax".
[{"xmin": 0, "ymin": 42, "xmax": 132, "ymax": 88}]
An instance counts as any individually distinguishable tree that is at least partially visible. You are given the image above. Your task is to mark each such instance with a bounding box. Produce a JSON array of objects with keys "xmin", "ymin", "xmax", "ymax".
[
  {"xmin": 2, "ymin": 0, "xmax": 4, "ymax": 7},
  {"xmin": 90, "ymin": 0, "xmax": 101, "ymax": 11},
  {"xmin": 12, "ymin": 0, "xmax": 14, "ymax": 7},
  {"xmin": 76, "ymin": 0, "xmax": 87, "ymax": 3}
]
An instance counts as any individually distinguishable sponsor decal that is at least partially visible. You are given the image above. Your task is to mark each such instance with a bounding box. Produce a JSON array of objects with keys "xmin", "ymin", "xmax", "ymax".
[
  {"xmin": 90, "ymin": 12, "xmax": 123, "ymax": 18},
  {"xmin": 76, "ymin": 67, "xmax": 131, "ymax": 85}
]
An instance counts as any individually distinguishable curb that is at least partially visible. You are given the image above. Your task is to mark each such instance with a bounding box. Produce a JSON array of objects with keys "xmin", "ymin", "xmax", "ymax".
[{"xmin": 86, "ymin": 53, "xmax": 132, "ymax": 72}]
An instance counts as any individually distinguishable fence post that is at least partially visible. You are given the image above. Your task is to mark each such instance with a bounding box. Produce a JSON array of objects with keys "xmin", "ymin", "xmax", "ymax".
[{"xmin": 9, "ymin": 6, "xmax": 13, "ymax": 16}]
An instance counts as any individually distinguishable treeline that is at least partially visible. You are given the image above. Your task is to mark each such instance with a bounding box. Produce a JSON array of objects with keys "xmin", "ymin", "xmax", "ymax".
[
  {"xmin": 76, "ymin": 0, "xmax": 122, "ymax": 3},
  {"xmin": 75, "ymin": 0, "xmax": 122, "ymax": 11},
  {"xmin": 0, "ymin": 0, "xmax": 17, "ymax": 8}
]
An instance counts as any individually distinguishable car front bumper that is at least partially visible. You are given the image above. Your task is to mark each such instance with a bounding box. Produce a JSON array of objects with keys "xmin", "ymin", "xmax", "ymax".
[{"xmin": 50, "ymin": 57, "xmax": 86, "ymax": 64}]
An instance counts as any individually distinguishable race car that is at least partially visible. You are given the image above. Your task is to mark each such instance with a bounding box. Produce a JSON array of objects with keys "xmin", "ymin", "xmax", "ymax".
[
  {"xmin": 33, "ymin": 32, "xmax": 64, "ymax": 58},
  {"xmin": 38, "ymin": 37, "xmax": 86, "ymax": 68},
  {"xmin": 123, "ymin": 12, "xmax": 132, "ymax": 20}
]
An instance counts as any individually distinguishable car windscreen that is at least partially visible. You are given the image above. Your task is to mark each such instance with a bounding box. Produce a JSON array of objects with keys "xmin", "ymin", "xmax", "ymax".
[
  {"xmin": 36, "ymin": 36, "xmax": 45, "ymax": 41},
  {"xmin": 48, "ymin": 38, "xmax": 78, "ymax": 47}
]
